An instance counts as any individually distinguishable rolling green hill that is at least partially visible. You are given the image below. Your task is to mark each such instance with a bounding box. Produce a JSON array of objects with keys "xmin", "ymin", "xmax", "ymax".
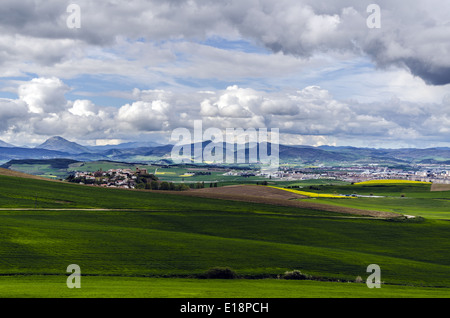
[{"xmin": 0, "ymin": 172, "xmax": 449, "ymax": 297}]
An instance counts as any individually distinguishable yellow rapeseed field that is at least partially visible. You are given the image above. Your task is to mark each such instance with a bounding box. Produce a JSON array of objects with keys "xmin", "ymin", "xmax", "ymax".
[{"xmin": 269, "ymin": 186, "xmax": 353, "ymax": 199}]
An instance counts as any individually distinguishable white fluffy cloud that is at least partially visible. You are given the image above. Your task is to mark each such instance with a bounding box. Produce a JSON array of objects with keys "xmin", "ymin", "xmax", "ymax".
[
  {"xmin": 117, "ymin": 100, "xmax": 170, "ymax": 132},
  {"xmin": 18, "ymin": 77, "xmax": 69, "ymax": 114},
  {"xmin": 68, "ymin": 100, "xmax": 98, "ymax": 117},
  {"xmin": 201, "ymin": 86, "xmax": 262, "ymax": 118},
  {"xmin": 196, "ymin": 84, "xmax": 450, "ymax": 147},
  {"xmin": 1, "ymin": 77, "xmax": 450, "ymax": 147}
]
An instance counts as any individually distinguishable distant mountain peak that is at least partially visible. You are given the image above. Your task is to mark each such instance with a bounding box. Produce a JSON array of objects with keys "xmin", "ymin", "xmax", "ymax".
[
  {"xmin": 48, "ymin": 136, "xmax": 66, "ymax": 141},
  {"xmin": 36, "ymin": 136, "xmax": 91, "ymax": 154},
  {"xmin": 0, "ymin": 139, "xmax": 14, "ymax": 148}
]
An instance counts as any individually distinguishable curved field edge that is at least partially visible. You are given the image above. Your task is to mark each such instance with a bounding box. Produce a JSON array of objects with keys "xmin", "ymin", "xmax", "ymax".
[{"xmin": 0, "ymin": 276, "xmax": 448, "ymax": 298}]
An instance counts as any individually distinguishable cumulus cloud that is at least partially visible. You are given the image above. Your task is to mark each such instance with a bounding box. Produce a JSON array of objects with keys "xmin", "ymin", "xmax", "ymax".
[
  {"xmin": 18, "ymin": 77, "xmax": 69, "ymax": 114},
  {"xmin": 195, "ymin": 84, "xmax": 450, "ymax": 147},
  {"xmin": 0, "ymin": 99, "xmax": 29, "ymax": 132},
  {"xmin": 2, "ymin": 76, "xmax": 450, "ymax": 147},
  {"xmin": 200, "ymin": 86, "xmax": 262, "ymax": 118},
  {"xmin": 117, "ymin": 100, "xmax": 170, "ymax": 132},
  {"xmin": 68, "ymin": 100, "xmax": 98, "ymax": 117}
]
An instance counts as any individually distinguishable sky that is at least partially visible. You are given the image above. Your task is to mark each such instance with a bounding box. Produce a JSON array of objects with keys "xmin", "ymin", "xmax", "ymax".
[{"xmin": 0, "ymin": 0, "xmax": 450, "ymax": 148}]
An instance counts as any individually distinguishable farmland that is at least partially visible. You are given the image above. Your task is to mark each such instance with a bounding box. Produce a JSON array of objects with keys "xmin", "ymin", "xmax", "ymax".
[
  {"xmin": 268, "ymin": 186, "xmax": 354, "ymax": 198},
  {"xmin": 0, "ymin": 171, "xmax": 449, "ymax": 298},
  {"xmin": 294, "ymin": 182, "xmax": 450, "ymax": 220}
]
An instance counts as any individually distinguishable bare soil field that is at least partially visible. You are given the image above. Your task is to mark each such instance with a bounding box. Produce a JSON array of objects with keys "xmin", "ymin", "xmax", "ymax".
[
  {"xmin": 431, "ymin": 183, "xmax": 450, "ymax": 192},
  {"xmin": 193, "ymin": 184, "xmax": 309, "ymax": 200},
  {"xmin": 171, "ymin": 185, "xmax": 400, "ymax": 218}
]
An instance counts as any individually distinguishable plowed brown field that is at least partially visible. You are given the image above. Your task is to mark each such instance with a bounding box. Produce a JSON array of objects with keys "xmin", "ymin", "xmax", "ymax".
[{"xmin": 431, "ymin": 183, "xmax": 450, "ymax": 191}]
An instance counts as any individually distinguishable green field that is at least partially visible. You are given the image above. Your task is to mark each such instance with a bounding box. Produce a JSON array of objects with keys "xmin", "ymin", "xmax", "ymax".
[
  {"xmin": 7, "ymin": 164, "xmax": 65, "ymax": 179},
  {"xmin": 295, "ymin": 183, "xmax": 450, "ymax": 220},
  {"xmin": 273, "ymin": 179, "xmax": 351, "ymax": 187},
  {"xmin": 0, "ymin": 174, "xmax": 449, "ymax": 297},
  {"xmin": 1, "ymin": 276, "xmax": 448, "ymax": 298}
]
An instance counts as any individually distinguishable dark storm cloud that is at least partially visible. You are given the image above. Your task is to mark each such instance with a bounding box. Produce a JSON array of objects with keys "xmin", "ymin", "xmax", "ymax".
[{"xmin": 404, "ymin": 59, "xmax": 450, "ymax": 86}]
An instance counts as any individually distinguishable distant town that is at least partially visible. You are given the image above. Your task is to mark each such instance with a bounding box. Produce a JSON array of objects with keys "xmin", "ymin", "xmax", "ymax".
[{"xmin": 275, "ymin": 164, "xmax": 450, "ymax": 184}]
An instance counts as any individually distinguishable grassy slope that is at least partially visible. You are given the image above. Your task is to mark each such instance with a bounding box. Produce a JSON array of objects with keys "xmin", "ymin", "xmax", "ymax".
[
  {"xmin": 1, "ymin": 209, "xmax": 449, "ymax": 286},
  {"xmin": 0, "ymin": 174, "xmax": 449, "ymax": 296},
  {"xmin": 0, "ymin": 167, "xmax": 55, "ymax": 181}
]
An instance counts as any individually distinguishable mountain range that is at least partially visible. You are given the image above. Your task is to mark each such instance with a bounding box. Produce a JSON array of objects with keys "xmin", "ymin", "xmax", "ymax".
[
  {"xmin": 0, "ymin": 136, "xmax": 449, "ymax": 165},
  {"xmin": 37, "ymin": 136, "xmax": 92, "ymax": 154},
  {"xmin": 0, "ymin": 140, "xmax": 14, "ymax": 148}
]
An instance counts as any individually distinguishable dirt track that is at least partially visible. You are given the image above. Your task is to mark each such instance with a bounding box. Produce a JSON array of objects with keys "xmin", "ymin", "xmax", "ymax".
[{"xmin": 170, "ymin": 185, "xmax": 401, "ymax": 218}]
